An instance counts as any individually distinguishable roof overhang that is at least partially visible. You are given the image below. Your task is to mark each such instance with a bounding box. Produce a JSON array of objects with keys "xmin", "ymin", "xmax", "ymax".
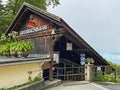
[
  {"xmin": 5, "ymin": 3, "xmax": 110, "ymax": 66},
  {"xmin": 0, "ymin": 57, "xmax": 51, "ymax": 66}
]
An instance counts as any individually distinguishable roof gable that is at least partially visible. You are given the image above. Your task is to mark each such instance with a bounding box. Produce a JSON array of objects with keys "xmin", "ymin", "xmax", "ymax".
[
  {"xmin": 5, "ymin": 2, "xmax": 62, "ymax": 35},
  {"xmin": 5, "ymin": 3, "xmax": 109, "ymax": 65}
]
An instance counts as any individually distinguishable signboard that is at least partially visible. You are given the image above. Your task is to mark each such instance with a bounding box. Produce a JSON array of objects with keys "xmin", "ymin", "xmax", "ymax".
[
  {"xmin": 28, "ymin": 21, "xmax": 35, "ymax": 27},
  {"xmin": 80, "ymin": 53, "xmax": 85, "ymax": 65},
  {"xmin": 20, "ymin": 25, "xmax": 47, "ymax": 35},
  {"xmin": 53, "ymin": 52, "xmax": 59, "ymax": 64},
  {"xmin": 66, "ymin": 43, "xmax": 72, "ymax": 50},
  {"xmin": 97, "ymin": 67, "xmax": 101, "ymax": 70}
]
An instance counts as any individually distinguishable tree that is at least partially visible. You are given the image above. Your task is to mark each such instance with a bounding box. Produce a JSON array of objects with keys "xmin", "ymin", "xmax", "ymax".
[
  {"xmin": 6, "ymin": 0, "xmax": 60, "ymax": 15},
  {"xmin": 0, "ymin": 14, "xmax": 14, "ymax": 35},
  {"xmin": 0, "ymin": 0, "xmax": 2, "ymax": 4},
  {"xmin": 0, "ymin": 2, "xmax": 4, "ymax": 15},
  {"xmin": 108, "ymin": 60, "xmax": 120, "ymax": 76},
  {"xmin": 0, "ymin": 1, "xmax": 14, "ymax": 35}
]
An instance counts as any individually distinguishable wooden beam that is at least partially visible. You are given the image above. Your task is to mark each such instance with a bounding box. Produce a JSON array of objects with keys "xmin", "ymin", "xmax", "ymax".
[
  {"xmin": 6, "ymin": 8, "xmax": 28, "ymax": 34},
  {"xmin": 61, "ymin": 49, "xmax": 90, "ymax": 52},
  {"xmin": 19, "ymin": 28, "xmax": 65, "ymax": 39},
  {"xmin": 64, "ymin": 32, "xmax": 85, "ymax": 49},
  {"xmin": 27, "ymin": 8, "xmax": 62, "ymax": 26}
]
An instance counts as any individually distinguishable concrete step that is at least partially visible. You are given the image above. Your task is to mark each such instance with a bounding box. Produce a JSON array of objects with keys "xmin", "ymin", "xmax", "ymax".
[
  {"xmin": 63, "ymin": 81, "xmax": 89, "ymax": 86},
  {"xmin": 43, "ymin": 79, "xmax": 62, "ymax": 89}
]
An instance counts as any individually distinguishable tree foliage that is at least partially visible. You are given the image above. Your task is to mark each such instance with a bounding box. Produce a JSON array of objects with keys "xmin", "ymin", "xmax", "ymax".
[
  {"xmin": 0, "ymin": 3, "xmax": 5, "ymax": 14},
  {"xmin": 0, "ymin": 14, "xmax": 14, "ymax": 35},
  {"xmin": 0, "ymin": 2, "xmax": 14, "ymax": 35},
  {"xmin": 6, "ymin": 0, "xmax": 60, "ymax": 15},
  {"xmin": 108, "ymin": 61, "xmax": 120, "ymax": 76}
]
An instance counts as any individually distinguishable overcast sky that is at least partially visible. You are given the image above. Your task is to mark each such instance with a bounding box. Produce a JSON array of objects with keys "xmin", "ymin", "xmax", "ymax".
[
  {"xmin": 48, "ymin": 0, "xmax": 120, "ymax": 64},
  {"xmin": 2, "ymin": 0, "xmax": 120, "ymax": 64}
]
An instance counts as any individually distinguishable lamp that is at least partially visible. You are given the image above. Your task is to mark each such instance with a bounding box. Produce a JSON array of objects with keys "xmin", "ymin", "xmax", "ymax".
[
  {"xmin": 30, "ymin": 14, "xmax": 34, "ymax": 20},
  {"xmin": 51, "ymin": 29, "xmax": 55, "ymax": 35}
]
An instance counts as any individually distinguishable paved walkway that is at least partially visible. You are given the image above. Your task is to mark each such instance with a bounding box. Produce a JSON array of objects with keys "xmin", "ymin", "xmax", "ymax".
[
  {"xmin": 45, "ymin": 81, "xmax": 109, "ymax": 90},
  {"xmin": 96, "ymin": 82, "xmax": 120, "ymax": 90}
]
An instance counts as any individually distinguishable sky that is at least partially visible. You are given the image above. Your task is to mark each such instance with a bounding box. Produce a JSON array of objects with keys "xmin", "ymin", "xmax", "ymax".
[
  {"xmin": 48, "ymin": 0, "xmax": 120, "ymax": 64},
  {"xmin": 2, "ymin": 0, "xmax": 120, "ymax": 64}
]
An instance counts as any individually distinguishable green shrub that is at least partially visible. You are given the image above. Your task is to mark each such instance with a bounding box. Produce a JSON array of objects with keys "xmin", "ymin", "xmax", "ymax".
[
  {"xmin": 93, "ymin": 70, "xmax": 103, "ymax": 81},
  {"xmin": 102, "ymin": 74, "xmax": 115, "ymax": 82},
  {"xmin": 116, "ymin": 79, "xmax": 120, "ymax": 83},
  {"xmin": 0, "ymin": 88, "xmax": 6, "ymax": 90},
  {"xmin": 110, "ymin": 73, "xmax": 116, "ymax": 82},
  {"xmin": 33, "ymin": 76, "xmax": 41, "ymax": 82},
  {"xmin": 94, "ymin": 72, "xmax": 116, "ymax": 82},
  {"xmin": 102, "ymin": 74, "xmax": 110, "ymax": 81},
  {"xmin": 0, "ymin": 31, "xmax": 34, "ymax": 57},
  {"xmin": 0, "ymin": 85, "xmax": 17, "ymax": 90}
]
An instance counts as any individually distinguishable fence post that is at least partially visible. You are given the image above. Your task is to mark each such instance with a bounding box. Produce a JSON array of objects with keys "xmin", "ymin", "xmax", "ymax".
[
  {"xmin": 85, "ymin": 63, "xmax": 93, "ymax": 81},
  {"xmin": 115, "ymin": 69, "xmax": 117, "ymax": 82}
]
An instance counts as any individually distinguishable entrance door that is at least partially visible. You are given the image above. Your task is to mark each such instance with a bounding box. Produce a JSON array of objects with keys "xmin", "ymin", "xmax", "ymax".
[
  {"xmin": 53, "ymin": 66, "xmax": 85, "ymax": 81},
  {"xmin": 43, "ymin": 68, "xmax": 49, "ymax": 80}
]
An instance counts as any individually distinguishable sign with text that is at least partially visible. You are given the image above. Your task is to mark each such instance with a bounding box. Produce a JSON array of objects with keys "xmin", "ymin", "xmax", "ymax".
[
  {"xmin": 20, "ymin": 25, "xmax": 47, "ymax": 35},
  {"xmin": 97, "ymin": 67, "xmax": 101, "ymax": 70},
  {"xmin": 80, "ymin": 53, "xmax": 85, "ymax": 65},
  {"xmin": 53, "ymin": 52, "xmax": 59, "ymax": 64},
  {"xmin": 28, "ymin": 21, "xmax": 35, "ymax": 27}
]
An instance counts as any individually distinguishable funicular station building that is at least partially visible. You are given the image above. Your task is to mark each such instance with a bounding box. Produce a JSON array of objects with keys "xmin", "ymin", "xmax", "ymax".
[{"xmin": 3, "ymin": 3, "xmax": 112, "ymax": 86}]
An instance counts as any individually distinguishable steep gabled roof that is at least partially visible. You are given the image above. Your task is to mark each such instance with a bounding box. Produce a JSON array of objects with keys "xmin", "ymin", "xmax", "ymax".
[
  {"xmin": 5, "ymin": 2, "xmax": 109, "ymax": 65},
  {"xmin": 5, "ymin": 2, "xmax": 62, "ymax": 34}
]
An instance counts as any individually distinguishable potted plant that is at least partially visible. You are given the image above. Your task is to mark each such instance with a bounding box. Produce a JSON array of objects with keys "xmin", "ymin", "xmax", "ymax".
[
  {"xmin": 9, "ymin": 42, "xmax": 18, "ymax": 58},
  {"xmin": 0, "ymin": 45, "xmax": 3, "ymax": 56},
  {"xmin": 0, "ymin": 34, "xmax": 10, "ymax": 57},
  {"xmin": 8, "ymin": 31, "xmax": 19, "ymax": 58},
  {"xmin": 86, "ymin": 57, "xmax": 94, "ymax": 64},
  {"xmin": 0, "ymin": 43, "xmax": 10, "ymax": 57},
  {"xmin": 0, "ymin": 32, "xmax": 18, "ymax": 57},
  {"xmin": 16, "ymin": 41, "xmax": 34, "ymax": 58},
  {"xmin": 0, "ymin": 31, "xmax": 34, "ymax": 58}
]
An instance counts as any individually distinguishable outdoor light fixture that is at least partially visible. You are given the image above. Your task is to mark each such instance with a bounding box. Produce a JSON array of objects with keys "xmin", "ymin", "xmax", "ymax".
[
  {"xmin": 51, "ymin": 29, "xmax": 56, "ymax": 35},
  {"xmin": 30, "ymin": 14, "xmax": 34, "ymax": 20}
]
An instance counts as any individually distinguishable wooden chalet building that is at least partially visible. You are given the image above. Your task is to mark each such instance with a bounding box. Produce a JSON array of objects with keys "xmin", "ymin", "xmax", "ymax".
[{"xmin": 5, "ymin": 3, "xmax": 112, "ymax": 81}]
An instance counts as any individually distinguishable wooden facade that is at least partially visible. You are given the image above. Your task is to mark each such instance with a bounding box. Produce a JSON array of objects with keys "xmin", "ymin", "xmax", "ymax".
[{"xmin": 5, "ymin": 3, "xmax": 112, "ymax": 81}]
